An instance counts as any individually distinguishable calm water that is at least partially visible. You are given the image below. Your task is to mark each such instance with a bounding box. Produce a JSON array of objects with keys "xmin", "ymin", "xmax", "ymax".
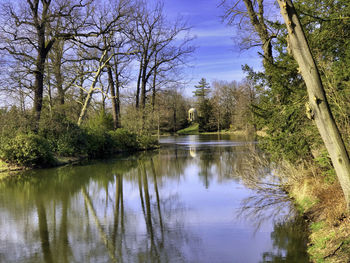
[{"xmin": 0, "ymin": 135, "xmax": 309, "ymax": 263}]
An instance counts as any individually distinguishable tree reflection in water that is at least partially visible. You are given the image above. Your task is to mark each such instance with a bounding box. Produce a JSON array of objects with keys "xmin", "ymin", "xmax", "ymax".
[
  {"xmin": 260, "ymin": 217, "xmax": 309, "ymax": 263},
  {"xmin": 0, "ymin": 153, "xmax": 200, "ymax": 263},
  {"xmin": 0, "ymin": 135, "xmax": 309, "ymax": 262},
  {"xmin": 236, "ymin": 146, "xmax": 310, "ymax": 262}
]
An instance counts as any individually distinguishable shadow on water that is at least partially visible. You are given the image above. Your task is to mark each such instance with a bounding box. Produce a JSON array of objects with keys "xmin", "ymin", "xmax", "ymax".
[{"xmin": 0, "ymin": 134, "xmax": 309, "ymax": 262}]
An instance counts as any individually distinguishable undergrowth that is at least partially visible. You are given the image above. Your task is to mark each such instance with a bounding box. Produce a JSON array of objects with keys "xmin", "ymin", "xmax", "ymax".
[{"xmin": 285, "ymin": 162, "xmax": 350, "ymax": 263}]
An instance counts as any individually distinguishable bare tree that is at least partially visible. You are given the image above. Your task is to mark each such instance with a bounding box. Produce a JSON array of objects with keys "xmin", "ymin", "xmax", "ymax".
[
  {"xmin": 0, "ymin": 0, "xmax": 98, "ymax": 129},
  {"xmin": 127, "ymin": 2, "xmax": 194, "ymax": 109},
  {"xmin": 222, "ymin": 0, "xmax": 278, "ymax": 67},
  {"xmin": 76, "ymin": 0, "xmax": 136, "ymax": 126}
]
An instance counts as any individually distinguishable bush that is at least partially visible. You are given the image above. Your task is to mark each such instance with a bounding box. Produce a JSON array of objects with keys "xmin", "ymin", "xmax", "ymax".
[
  {"xmin": 108, "ymin": 128, "xmax": 139, "ymax": 151},
  {"xmin": 85, "ymin": 129, "xmax": 114, "ymax": 158},
  {"xmin": 136, "ymin": 134, "xmax": 159, "ymax": 150},
  {"xmin": 84, "ymin": 110, "xmax": 114, "ymax": 132},
  {"xmin": 39, "ymin": 112, "xmax": 88, "ymax": 157},
  {"xmin": 0, "ymin": 133, "xmax": 54, "ymax": 167}
]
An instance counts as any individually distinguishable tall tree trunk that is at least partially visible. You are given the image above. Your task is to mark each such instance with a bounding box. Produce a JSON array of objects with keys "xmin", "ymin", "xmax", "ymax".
[
  {"xmin": 152, "ymin": 57, "xmax": 157, "ymax": 111},
  {"xmin": 55, "ymin": 63, "xmax": 65, "ymax": 105},
  {"xmin": 243, "ymin": 0, "xmax": 274, "ymax": 67},
  {"xmin": 136, "ymin": 61, "xmax": 142, "ymax": 109},
  {"xmin": 140, "ymin": 77, "xmax": 147, "ymax": 109},
  {"xmin": 33, "ymin": 52, "xmax": 46, "ymax": 130},
  {"xmin": 79, "ymin": 64, "xmax": 86, "ymax": 106},
  {"xmin": 113, "ymin": 54, "xmax": 121, "ymax": 128},
  {"xmin": 31, "ymin": 0, "xmax": 55, "ymax": 131},
  {"xmin": 277, "ymin": 0, "xmax": 350, "ymax": 209},
  {"xmin": 53, "ymin": 40, "xmax": 65, "ymax": 105},
  {"xmin": 107, "ymin": 62, "xmax": 119, "ymax": 130}
]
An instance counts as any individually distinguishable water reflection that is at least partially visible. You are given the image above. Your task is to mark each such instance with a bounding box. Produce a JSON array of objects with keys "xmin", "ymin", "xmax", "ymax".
[
  {"xmin": 0, "ymin": 135, "xmax": 308, "ymax": 262},
  {"xmin": 261, "ymin": 217, "xmax": 309, "ymax": 262}
]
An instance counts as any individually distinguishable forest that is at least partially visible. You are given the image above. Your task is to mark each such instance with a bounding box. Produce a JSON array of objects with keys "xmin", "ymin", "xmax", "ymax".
[{"xmin": 0, "ymin": 0, "xmax": 350, "ymax": 261}]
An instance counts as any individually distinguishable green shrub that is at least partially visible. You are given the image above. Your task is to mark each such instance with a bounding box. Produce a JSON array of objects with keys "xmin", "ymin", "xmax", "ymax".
[
  {"xmin": 39, "ymin": 112, "xmax": 88, "ymax": 156},
  {"xmin": 315, "ymin": 149, "xmax": 337, "ymax": 184},
  {"xmin": 136, "ymin": 134, "xmax": 159, "ymax": 150},
  {"xmin": 85, "ymin": 129, "xmax": 115, "ymax": 158},
  {"xmin": 0, "ymin": 133, "xmax": 54, "ymax": 167},
  {"xmin": 108, "ymin": 128, "xmax": 139, "ymax": 151},
  {"xmin": 84, "ymin": 110, "xmax": 114, "ymax": 132}
]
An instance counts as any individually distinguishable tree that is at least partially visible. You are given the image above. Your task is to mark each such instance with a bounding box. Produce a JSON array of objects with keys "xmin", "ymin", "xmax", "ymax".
[
  {"xmin": 224, "ymin": 0, "xmax": 316, "ymax": 162},
  {"xmin": 193, "ymin": 78, "xmax": 215, "ymax": 132},
  {"xmin": 276, "ymin": 0, "xmax": 350, "ymax": 210},
  {"xmin": 0, "ymin": 0, "xmax": 94, "ymax": 130},
  {"xmin": 193, "ymin": 78, "xmax": 211, "ymax": 100},
  {"xmin": 74, "ymin": 0, "xmax": 135, "ymax": 126},
  {"xmin": 223, "ymin": 0, "xmax": 278, "ymax": 67},
  {"xmin": 127, "ymin": 2, "xmax": 194, "ymax": 109}
]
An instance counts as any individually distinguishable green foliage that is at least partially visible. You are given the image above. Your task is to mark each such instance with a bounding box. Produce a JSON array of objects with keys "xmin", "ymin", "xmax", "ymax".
[
  {"xmin": 84, "ymin": 110, "xmax": 114, "ymax": 132},
  {"xmin": 85, "ymin": 129, "xmax": 114, "ymax": 158},
  {"xmin": 0, "ymin": 133, "xmax": 54, "ymax": 167},
  {"xmin": 310, "ymin": 221, "xmax": 325, "ymax": 232},
  {"xmin": 0, "ymin": 106, "xmax": 158, "ymax": 166},
  {"xmin": 0, "ymin": 107, "xmax": 34, "ymax": 137},
  {"xmin": 315, "ymin": 150, "xmax": 337, "ymax": 184},
  {"xmin": 121, "ymin": 106, "xmax": 157, "ymax": 135},
  {"xmin": 108, "ymin": 128, "xmax": 139, "ymax": 151},
  {"xmin": 85, "ymin": 128, "xmax": 158, "ymax": 157},
  {"xmin": 193, "ymin": 78, "xmax": 216, "ymax": 132},
  {"xmin": 246, "ymin": 27, "xmax": 319, "ymax": 163},
  {"xmin": 136, "ymin": 134, "xmax": 159, "ymax": 150},
  {"xmin": 197, "ymin": 99, "xmax": 216, "ymax": 132},
  {"xmin": 193, "ymin": 78, "xmax": 211, "ymax": 99},
  {"xmin": 39, "ymin": 112, "xmax": 88, "ymax": 157}
]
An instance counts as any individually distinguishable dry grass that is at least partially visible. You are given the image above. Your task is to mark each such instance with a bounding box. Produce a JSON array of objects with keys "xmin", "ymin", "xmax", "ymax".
[{"xmin": 283, "ymin": 162, "xmax": 350, "ymax": 262}]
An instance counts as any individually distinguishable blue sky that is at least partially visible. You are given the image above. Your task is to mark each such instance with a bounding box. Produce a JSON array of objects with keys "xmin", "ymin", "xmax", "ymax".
[{"xmin": 161, "ymin": 0, "xmax": 263, "ymax": 95}]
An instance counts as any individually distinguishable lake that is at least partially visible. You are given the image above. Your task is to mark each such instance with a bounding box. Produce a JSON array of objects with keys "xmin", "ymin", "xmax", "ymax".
[{"xmin": 0, "ymin": 134, "xmax": 309, "ymax": 262}]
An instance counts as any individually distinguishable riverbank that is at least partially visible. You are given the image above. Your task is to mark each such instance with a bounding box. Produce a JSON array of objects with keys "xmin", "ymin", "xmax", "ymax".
[
  {"xmin": 283, "ymin": 163, "xmax": 350, "ymax": 262},
  {"xmin": 0, "ymin": 130, "xmax": 159, "ymax": 179},
  {"xmin": 176, "ymin": 123, "xmax": 256, "ymax": 137}
]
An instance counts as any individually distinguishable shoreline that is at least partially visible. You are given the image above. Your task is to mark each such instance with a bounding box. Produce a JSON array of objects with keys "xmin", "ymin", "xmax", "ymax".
[
  {"xmin": 0, "ymin": 146, "xmax": 159, "ymax": 179},
  {"xmin": 285, "ymin": 164, "xmax": 350, "ymax": 262}
]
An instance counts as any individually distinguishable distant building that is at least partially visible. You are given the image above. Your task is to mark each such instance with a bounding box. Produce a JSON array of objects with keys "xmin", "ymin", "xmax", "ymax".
[{"xmin": 188, "ymin": 108, "xmax": 198, "ymax": 122}]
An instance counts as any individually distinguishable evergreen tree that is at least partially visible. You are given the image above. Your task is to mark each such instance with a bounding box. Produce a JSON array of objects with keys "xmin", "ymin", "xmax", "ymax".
[
  {"xmin": 193, "ymin": 78, "xmax": 216, "ymax": 132},
  {"xmin": 193, "ymin": 78, "xmax": 211, "ymax": 100}
]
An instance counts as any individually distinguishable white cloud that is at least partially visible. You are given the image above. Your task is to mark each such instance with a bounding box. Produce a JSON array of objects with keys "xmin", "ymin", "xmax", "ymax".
[{"xmin": 192, "ymin": 27, "xmax": 235, "ymax": 38}]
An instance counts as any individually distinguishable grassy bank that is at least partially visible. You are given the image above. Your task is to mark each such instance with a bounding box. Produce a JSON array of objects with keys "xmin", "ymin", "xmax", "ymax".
[
  {"xmin": 176, "ymin": 123, "xmax": 254, "ymax": 137},
  {"xmin": 176, "ymin": 123, "xmax": 199, "ymax": 135},
  {"xmin": 285, "ymin": 164, "xmax": 350, "ymax": 262}
]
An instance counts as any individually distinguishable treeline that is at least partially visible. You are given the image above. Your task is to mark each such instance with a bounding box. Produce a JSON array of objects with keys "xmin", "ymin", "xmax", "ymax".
[
  {"xmin": 190, "ymin": 78, "xmax": 256, "ymax": 133},
  {"xmin": 0, "ymin": 0, "xmax": 195, "ymax": 166}
]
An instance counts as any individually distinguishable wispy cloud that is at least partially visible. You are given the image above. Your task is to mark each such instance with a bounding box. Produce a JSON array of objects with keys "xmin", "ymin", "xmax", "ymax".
[{"xmin": 192, "ymin": 27, "xmax": 235, "ymax": 38}]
